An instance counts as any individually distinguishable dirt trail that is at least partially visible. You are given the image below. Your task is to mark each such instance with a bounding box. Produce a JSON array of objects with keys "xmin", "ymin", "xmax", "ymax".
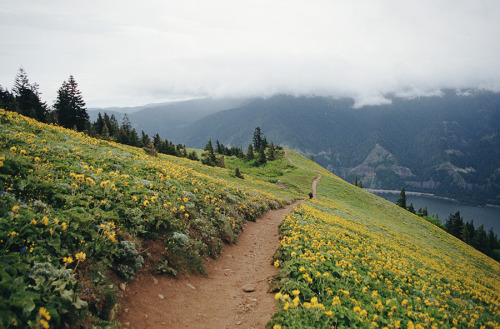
[
  {"xmin": 312, "ymin": 174, "xmax": 322, "ymax": 200},
  {"xmin": 118, "ymin": 201, "xmax": 304, "ymax": 329},
  {"xmin": 283, "ymin": 149, "xmax": 304, "ymax": 169}
]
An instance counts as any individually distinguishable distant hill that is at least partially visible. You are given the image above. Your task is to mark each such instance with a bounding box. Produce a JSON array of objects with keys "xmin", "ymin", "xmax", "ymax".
[
  {"xmin": 89, "ymin": 91, "xmax": 500, "ymax": 205},
  {"xmin": 88, "ymin": 97, "xmax": 248, "ymax": 139}
]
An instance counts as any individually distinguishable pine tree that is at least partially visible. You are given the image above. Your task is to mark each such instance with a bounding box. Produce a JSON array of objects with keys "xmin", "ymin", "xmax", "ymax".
[
  {"xmin": 235, "ymin": 167, "xmax": 243, "ymax": 179},
  {"xmin": 204, "ymin": 139, "xmax": 216, "ymax": 163},
  {"xmin": 462, "ymin": 220, "xmax": 475, "ymax": 244},
  {"xmin": 257, "ymin": 146, "xmax": 267, "ymax": 165},
  {"xmin": 445, "ymin": 211, "xmax": 464, "ymax": 239},
  {"xmin": 396, "ymin": 188, "xmax": 407, "ymax": 209},
  {"xmin": 94, "ymin": 112, "xmax": 105, "ymax": 135},
  {"xmin": 354, "ymin": 176, "xmax": 358, "ymax": 187},
  {"xmin": 54, "ymin": 75, "xmax": 88, "ymax": 131},
  {"xmin": 143, "ymin": 140, "xmax": 158, "ymax": 157},
  {"xmin": 12, "ymin": 68, "xmax": 47, "ymax": 122},
  {"xmin": 246, "ymin": 144, "xmax": 254, "ymax": 161},
  {"xmin": 407, "ymin": 203, "xmax": 416, "ymax": 214},
  {"xmin": 266, "ymin": 142, "xmax": 276, "ymax": 160},
  {"xmin": 472, "ymin": 224, "xmax": 488, "ymax": 253},
  {"xmin": 102, "ymin": 124, "xmax": 111, "ymax": 141},
  {"xmin": 140, "ymin": 131, "xmax": 150, "ymax": 148},
  {"xmin": 0, "ymin": 85, "xmax": 16, "ymax": 112},
  {"xmin": 253, "ymin": 127, "xmax": 262, "ymax": 150}
]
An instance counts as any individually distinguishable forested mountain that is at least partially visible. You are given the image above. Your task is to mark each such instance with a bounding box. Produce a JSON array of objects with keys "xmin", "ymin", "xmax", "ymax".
[
  {"xmin": 88, "ymin": 97, "xmax": 247, "ymax": 138},
  {"xmin": 91, "ymin": 91, "xmax": 500, "ymax": 205}
]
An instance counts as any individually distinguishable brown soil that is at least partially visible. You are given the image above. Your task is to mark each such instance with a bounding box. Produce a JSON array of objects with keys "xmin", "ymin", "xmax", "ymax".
[
  {"xmin": 118, "ymin": 201, "xmax": 304, "ymax": 329},
  {"xmin": 312, "ymin": 174, "xmax": 322, "ymax": 200}
]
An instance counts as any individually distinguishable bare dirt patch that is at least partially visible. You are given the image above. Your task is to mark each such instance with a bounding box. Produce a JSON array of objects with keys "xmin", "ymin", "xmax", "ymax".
[{"xmin": 118, "ymin": 201, "xmax": 303, "ymax": 329}]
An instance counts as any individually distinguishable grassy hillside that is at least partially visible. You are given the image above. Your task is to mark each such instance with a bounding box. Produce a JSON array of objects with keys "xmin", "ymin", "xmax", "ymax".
[
  {"xmin": 269, "ymin": 160, "xmax": 500, "ymax": 328},
  {"xmin": 1, "ymin": 109, "xmax": 499, "ymax": 328},
  {"xmin": 0, "ymin": 109, "xmax": 298, "ymax": 328}
]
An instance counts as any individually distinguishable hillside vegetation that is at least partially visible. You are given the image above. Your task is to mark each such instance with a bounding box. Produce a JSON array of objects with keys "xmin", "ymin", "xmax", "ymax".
[
  {"xmin": 0, "ymin": 109, "xmax": 297, "ymax": 327},
  {"xmin": 1, "ymin": 109, "xmax": 499, "ymax": 329},
  {"xmin": 121, "ymin": 92, "xmax": 498, "ymax": 206}
]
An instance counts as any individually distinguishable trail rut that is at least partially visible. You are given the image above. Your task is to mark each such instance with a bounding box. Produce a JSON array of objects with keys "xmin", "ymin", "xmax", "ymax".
[{"xmin": 118, "ymin": 201, "xmax": 303, "ymax": 329}]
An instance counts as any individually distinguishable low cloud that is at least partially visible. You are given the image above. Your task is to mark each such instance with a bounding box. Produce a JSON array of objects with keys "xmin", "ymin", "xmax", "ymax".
[{"xmin": 1, "ymin": 0, "xmax": 500, "ymax": 107}]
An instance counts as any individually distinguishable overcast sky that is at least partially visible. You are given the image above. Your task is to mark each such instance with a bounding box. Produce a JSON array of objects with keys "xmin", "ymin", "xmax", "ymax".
[{"xmin": 1, "ymin": 0, "xmax": 500, "ymax": 108}]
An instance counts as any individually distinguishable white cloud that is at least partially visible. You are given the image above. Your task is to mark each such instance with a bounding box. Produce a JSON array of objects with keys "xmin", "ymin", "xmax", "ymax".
[{"xmin": 1, "ymin": 0, "xmax": 500, "ymax": 107}]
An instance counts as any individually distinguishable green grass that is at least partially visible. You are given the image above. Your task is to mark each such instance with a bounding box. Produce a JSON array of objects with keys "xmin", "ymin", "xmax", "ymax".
[{"xmin": 1, "ymin": 109, "xmax": 499, "ymax": 329}]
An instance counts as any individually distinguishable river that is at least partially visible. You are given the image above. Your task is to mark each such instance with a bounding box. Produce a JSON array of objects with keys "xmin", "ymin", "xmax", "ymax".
[{"xmin": 368, "ymin": 190, "xmax": 500, "ymax": 236}]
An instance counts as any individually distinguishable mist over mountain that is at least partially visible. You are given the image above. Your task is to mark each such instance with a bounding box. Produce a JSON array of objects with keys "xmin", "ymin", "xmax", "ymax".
[
  {"xmin": 90, "ymin": 90, "xmax": 500, "ymax": 205},
  {"xmin": 88, "ymin": 97, "xmax": 248, "ymax": 139}
]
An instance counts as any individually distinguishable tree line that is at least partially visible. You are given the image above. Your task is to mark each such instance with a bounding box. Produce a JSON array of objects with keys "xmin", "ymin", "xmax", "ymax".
[
  {"xmin": 0, "ymin": 68, "xmax": 200, "ymax": 161},
  {"xmin": 0, "ymin": 68, "xmax": 89, "ymax": 130},
  {"xmin": 1, "ymin": 69, "xmax": 282, "ymax": 170},
  {"xmin": 396, "ymin": 188, "xmax": 500, "ymax": 261},
  {"xmin": 200, "ymin": 127, "xmax": 279, "ymax": 173}
]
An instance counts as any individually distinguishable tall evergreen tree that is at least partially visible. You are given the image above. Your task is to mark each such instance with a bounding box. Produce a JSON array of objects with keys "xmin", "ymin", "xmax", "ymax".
[
  {"xmin": 246, "ymin": 144, "xmax": 254, "ymax": 161},
  {"xmin": 266, "ymin": 142, "xmax": 276, "ymax": 160},
  {"xmin": 472, "ymin": 224, "xmax": 488, "ymax": 253},
  {"xmin": 462, "ymin": 220, "xmax": 476, "ymax": 244},
  {"xmin": 0, "ymin": 85, "xmax": 16, "ymax": 112},
  {"xmin": 12, "ymin": 68, "xmax": 47, "ymax": 122},
  {"xmin": 253, "ymin": 127, "xmax": 262, "ymax": 151},
  {"xmin": 407, "ymin": 203, "xmax": 416, "ymax": 214},
  {"xmin": 257, "ymin": 146, "xmax": 267, "ymax": 165},
  {"xmin": 54, "ymin": 75, "xmax": 88, "ymax": 131},
  {"xmin": 94, "ymin": 112, "xmax": 105, "ymax": 135},
  {"xmin": 445, "ymin": 211, "xmax": 464, "ymax": 239},
  {"xmin": 396, "ymin": 188, "xmax": 407, "ymax": 209}
]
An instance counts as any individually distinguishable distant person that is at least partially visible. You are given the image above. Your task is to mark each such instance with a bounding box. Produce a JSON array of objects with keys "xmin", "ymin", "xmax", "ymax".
[{"xmin": 308, "ymin": 192, "xmax": 313, "ymax": 199}]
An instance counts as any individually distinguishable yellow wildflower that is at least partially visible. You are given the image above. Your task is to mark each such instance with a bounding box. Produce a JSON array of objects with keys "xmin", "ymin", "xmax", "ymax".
[
  {"xmin": 39, "ymin": 307, "xmax": 51, "ymax": 320},
  {"xmin": 40, "ymin": 319, "xmax": 49, "ymax": 329},
  {"xmin": 63, "ymin": 257, "xmax": 74, "ymax": 264},
  {"xmin": 75, "ymin": 252, "xmax": 86, "ymax": 261}
]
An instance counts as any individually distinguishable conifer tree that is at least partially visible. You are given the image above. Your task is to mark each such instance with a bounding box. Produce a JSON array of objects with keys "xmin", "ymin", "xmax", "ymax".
[
  {"xmin": 253, "ymin": 127, "xmax": 262, "ymax": 150},
  {"xmin": 407, "ymin": 203, "xmax": 416, "ymax": 214},
  {"xmin": 102, "ymin": 124, "xmax": 111, "ymax": 141},
  {"xmin": 445, "ymin": 211, "xmax": 464, "ymax": 238},
  {"xmin": 54, "ymin": 75, "xmax": 88, "ymax": 131},
  {"xmin": 267, "ymin": 142, "xmax": 276, "ymax": 161},
  {"xmin": 129, "ymin": 128, "xmax": 140, "ymax": 147},
  {"xmin": 0, "ymin": 85, "xmax": 16, "ymax": 112},
  {"xmin": 143, "ymin": 140, "xmax": 158, "ymax": 157},
  {"xmin": 94, "ymin": 112, "xmax": 105, "ymax": 135},
  {"xmin": 246, "ymin": 144, "xmax": 254, "ymax": 161},
  {"xmin": 257, "ymin": 146, "xmax": 267, "ymax": 165},
  {"xmin": 396, "ymin": 188, "xmax": 407, "ymax": 209},
  {"xmin": 12, "ymin": 68, "xmax": 47, "ymax": 122}
]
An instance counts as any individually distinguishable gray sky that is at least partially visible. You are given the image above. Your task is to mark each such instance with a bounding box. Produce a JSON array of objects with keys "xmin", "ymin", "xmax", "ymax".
[{"xmin": 1, "ymin": 0, "xmax": 500, "ymax": 108}]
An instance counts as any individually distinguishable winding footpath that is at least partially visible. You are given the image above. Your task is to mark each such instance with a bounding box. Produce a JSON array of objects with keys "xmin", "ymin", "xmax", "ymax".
[
  {"xmin": 118, "ymin": 201, "xmax": 303, "ymax": 329},
  {"xmin": 312, "ymin": 174, "xmax": 322, "ymax": 200},
  {"xmin": 118, "ymin": 153, "xmax": 323, "ymax": 328}
]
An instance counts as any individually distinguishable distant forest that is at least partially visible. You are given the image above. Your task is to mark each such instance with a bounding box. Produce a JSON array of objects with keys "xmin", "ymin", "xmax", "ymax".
[{"xmin": 396, "ymin": 189, "xmax": 500, "ymax": 261}]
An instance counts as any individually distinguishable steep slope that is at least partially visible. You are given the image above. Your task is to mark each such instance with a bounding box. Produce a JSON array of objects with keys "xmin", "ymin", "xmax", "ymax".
[
  {"xmin": 0, "ymin": 109, "xmax": 296, "ymax": 328},
  {"xmin": 1, "ymin": 109, "xmax": 499, "ymax": 328}
]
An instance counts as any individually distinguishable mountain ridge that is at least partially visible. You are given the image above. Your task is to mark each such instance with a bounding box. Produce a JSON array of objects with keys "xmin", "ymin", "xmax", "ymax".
[{"xmin": 88, "ymin": 90, "xmax": 500, "ymax": 205}]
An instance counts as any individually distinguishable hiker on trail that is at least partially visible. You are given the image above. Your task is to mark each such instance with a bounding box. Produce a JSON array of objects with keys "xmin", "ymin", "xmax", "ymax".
[{"xmin": 308, "ymin": 192, "xmax": 313, "ymax": 199}]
